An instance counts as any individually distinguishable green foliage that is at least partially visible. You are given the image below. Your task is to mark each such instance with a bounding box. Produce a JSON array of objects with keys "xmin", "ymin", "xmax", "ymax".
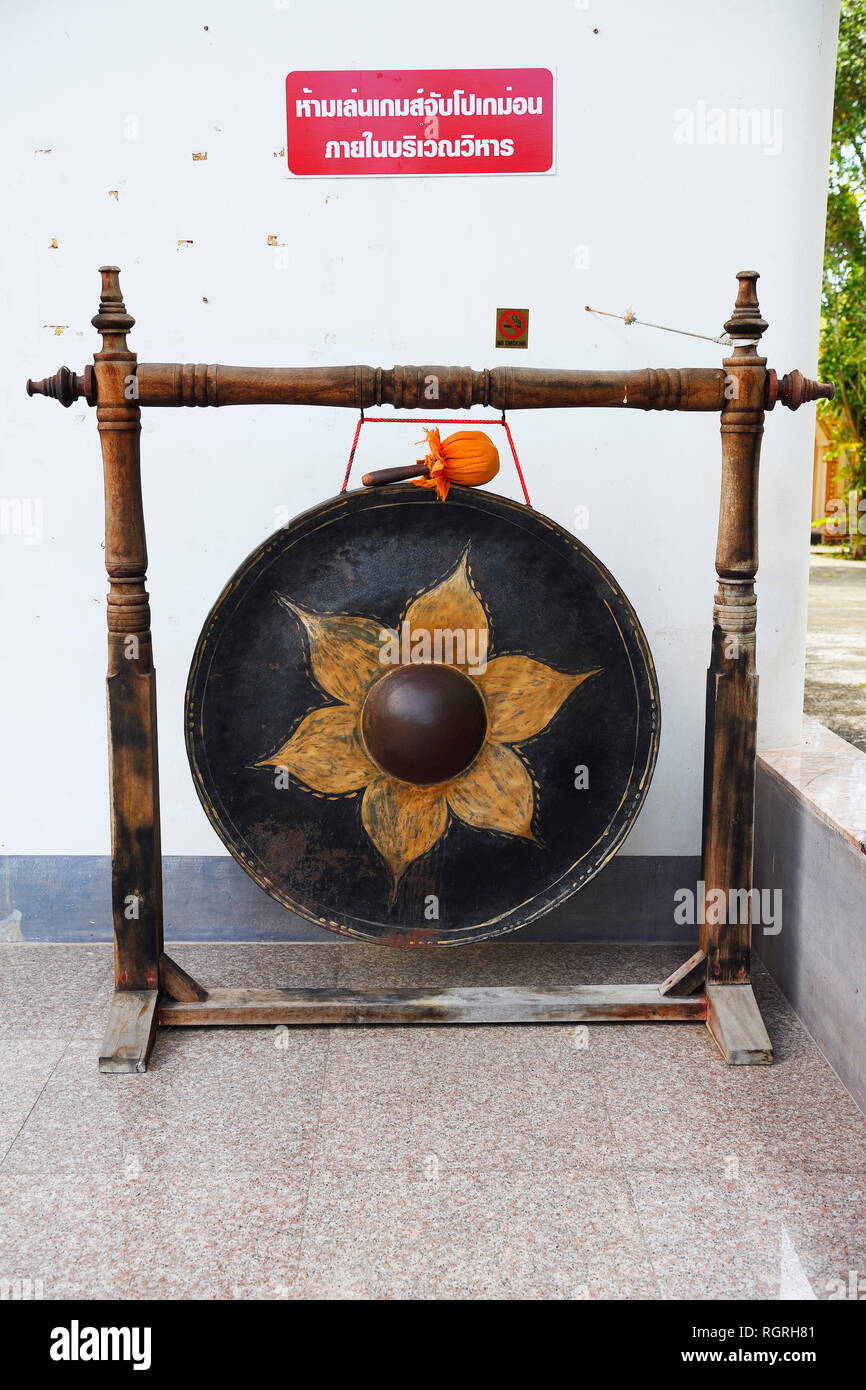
[{"xmin": 819, "ymin": 0, "xmax": 866, "ymax": 488}]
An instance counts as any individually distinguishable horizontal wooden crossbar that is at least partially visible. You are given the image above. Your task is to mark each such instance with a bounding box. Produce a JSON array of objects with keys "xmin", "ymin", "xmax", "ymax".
[
  {"xmin": 133, "ymin": 363, "xmax": 729, "ymax": 412},
  {"xmin": 157, "ymin": 983, "xmax": 707, "ymax": 1027}
]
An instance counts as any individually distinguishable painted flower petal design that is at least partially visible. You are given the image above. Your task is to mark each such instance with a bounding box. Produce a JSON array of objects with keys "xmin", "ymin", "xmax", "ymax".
[
  {"xmin": 401, "ymin": 553, "xmax": 488, "ymax": 670},
  {"xmin": 264, "ymin": 558, "xmax": 600, "ymax": 891},
  {"xmin": 447, "ymin": 742, "xmax": 536, "ymax": 841},
  {"xmin": 276, "ymin": 596, "xmax": 390, "ymax": 707},
  {"xmin": 476, "ymin": 655, "xmax": 601, "ymax": 744},
  {"xmin": 361, "ymin": 777, "xmax": 449, "ymax": 885},
  {"xmin": 258, "ymin": 705, "xmax": 377, "ymax": 794}
]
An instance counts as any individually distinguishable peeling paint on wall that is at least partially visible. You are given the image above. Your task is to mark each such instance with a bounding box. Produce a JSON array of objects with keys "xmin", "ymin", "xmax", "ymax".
[
  {"xmin": 49, "ymin": 239, "xmax": 58, "ymax": 249},
  {"xmin": 43, "ymin": 325, "xmax": 68, "ymax": 336},
  {"xmin": 177, "ymin": 240, "xmax": 194, "ymax": 248},
  {"xmin": 192, "ymin": 152, "xmax": 208, "ymax": 160},
  {"xmin": 108, "ymin": 189, "xmax": 118, "ymax": 200}
]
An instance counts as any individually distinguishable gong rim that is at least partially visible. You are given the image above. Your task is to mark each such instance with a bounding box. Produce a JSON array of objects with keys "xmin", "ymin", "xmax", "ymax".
[{"xmin": 185, "ymin": 485, "xmax": 661, "ymax": 945}]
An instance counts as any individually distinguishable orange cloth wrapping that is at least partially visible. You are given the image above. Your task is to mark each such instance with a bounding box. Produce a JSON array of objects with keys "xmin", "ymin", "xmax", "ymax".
[{"xmin": 414, "ymin": 428, "xmax": 500, "ymax": 501}]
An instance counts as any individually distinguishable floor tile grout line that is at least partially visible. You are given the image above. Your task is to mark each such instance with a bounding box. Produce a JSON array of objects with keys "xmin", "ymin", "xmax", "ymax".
[
  {"xmin": 618, "ymin": 1160, "xmax": 798, "ymax": 1304},
  {"xmin": 0, "ymin": 1035, "xmax": 75, "ymax": 1173},
  {"xmin": 291, "ymin": 951, "xmax": 344, "ymax": 1288},
  {"xmin": 294, "ymin": 1016, "xmax": 665, "ymax": 1299},
  {"xmin": 590, "ymin": 1028, "xmax": 666, "ymax": 1300}
]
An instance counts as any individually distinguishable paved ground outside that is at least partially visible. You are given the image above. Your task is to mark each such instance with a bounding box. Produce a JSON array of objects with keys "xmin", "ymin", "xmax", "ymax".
[
  {"xmin": 1, "ymin": 942, "xmax": 864, "ymax": 1300},
  {"xmin": 805, "ymin": 554, "xmax": 866, "ymax": 753}
]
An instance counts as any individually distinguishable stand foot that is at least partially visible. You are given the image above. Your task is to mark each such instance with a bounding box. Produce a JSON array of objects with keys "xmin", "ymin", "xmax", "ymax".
[
  {"xmin": 98, "ymin": 989, "xmax": 158, "ymax": 1074},
  {"xmin": 705, "ymin": 983, "xmax": 773, "ymax": 1065}
]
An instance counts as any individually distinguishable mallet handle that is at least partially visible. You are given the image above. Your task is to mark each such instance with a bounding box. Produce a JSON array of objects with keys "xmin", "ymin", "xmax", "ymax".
[{"xmin": 362, "ymin": 463, "xmax": 430, "ymax": 487}]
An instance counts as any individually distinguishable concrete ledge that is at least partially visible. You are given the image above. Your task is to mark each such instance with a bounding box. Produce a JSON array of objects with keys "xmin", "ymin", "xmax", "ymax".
[
  {"xmin": 755, "ymin": 718, "xmax": 866, "ymax": 1113},
  {"xmin": 2, "ymin": 852, "xmax": 699, "ymax": 944}
]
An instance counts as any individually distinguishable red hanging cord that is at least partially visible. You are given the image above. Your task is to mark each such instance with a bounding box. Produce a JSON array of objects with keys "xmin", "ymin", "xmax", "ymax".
[
  {"xmin": 499, "ymin": 414, "xmax": 532, "ymax": 508},
  {"xmin": 340, "ymin": 413, "xmax": 532, "ymax": 507},
  {"xmin": 340, "ymin": 410, "xmax": 365, "ymax": 494}
]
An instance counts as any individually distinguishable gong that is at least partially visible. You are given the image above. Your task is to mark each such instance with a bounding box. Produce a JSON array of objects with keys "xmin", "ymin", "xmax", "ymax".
[{"xmin": 185, "ymin": 484, "xmax": 660, "ymax": 945}]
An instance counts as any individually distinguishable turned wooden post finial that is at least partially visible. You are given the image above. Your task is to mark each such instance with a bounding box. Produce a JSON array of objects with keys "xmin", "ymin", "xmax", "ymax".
[
  {"xmin": 92, "ymin": 264, "xmax": 135, "ymax": 342},
  {"xmin": 765, "ymin": 366, "xmax": 835, "ymax": 411},
  {"xmin": 724, "ymin": 270, "xmax": 769, "ymax": 341},
  {"xmin": 25, "ymin": 267, "xmax": 138, "ymax": 408},
  {"xmin": 724, "ymin": 271, "xmax": 835, "ymax": 409},
  {"xmin": 26, "ymin": 364, "xmax": 95, "ymax": 407}
]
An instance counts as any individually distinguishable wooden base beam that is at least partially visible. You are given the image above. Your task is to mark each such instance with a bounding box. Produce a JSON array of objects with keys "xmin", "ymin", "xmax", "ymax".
[
  {"xmin": 158, "ymin": 983, "xmax": 707, "ymax": 1028},
  {"xmin": 98, "ymin": 989, "xmax": 159, "ymax": 1074},
  {"xmin": 705, "ymin": 983, "xmax": 773, "ymax": 1065},
  {"xmin": 101, "ymin": 978, "xmax": 781, "ymax": 1072}
]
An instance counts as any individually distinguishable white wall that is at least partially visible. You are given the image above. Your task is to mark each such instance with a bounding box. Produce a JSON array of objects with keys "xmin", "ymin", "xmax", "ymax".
[{"xmin": 0, "ymin": 0, "xmax": 839, "ymax": 860}]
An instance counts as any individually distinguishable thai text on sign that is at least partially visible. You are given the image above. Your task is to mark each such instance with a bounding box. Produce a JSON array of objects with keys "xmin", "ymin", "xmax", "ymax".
[{"xmin": 285, "ymin": 69, "xmax": 554, "ymax": 176}]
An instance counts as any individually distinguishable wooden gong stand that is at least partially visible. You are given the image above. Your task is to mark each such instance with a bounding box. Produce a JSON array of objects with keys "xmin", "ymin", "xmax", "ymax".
[{"xmin": 27, "ymin": 267, "xmax": 833, "ymax": 1074}]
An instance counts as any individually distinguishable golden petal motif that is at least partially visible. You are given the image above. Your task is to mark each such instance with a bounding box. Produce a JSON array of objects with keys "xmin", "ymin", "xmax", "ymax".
[
  {"xmin": 276, "ymin": 596, "xmax": 391, "ymax": 707},
  {"xmin": 401, "ymin": 553, "xmax": 488, "ymax": 670},
  {"xmin": 361, "ymin": 777, "xmax": 450, "ymax": 885},
  {"xmin": 267, "ymin": 563, "xmax": 601, "ymax": 883},
  {"xmin": 476, "ymin": 655, "xmax": 600, "ymax": 744},
  {"xmin": 257, "ymin": 705, "xmax": 376, "ymax": 794},
  {"xmin": 447, "ymin": 742, "xmax": 536, "ymax": 841}
]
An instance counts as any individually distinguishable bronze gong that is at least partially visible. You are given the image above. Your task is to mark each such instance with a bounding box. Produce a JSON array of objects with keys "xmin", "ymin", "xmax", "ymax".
[{"xmin": 185, "ymin": 484, "xmax": 660, "ymax": 945}]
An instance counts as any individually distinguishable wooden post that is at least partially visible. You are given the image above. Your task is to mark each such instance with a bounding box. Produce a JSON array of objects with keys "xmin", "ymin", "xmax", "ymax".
[
  {"xmin": 701, "ymin": 271, "xmax": 772, "ymax": 1063},
  {"xmin": 93, "ymin": 267, "xmax": 161, "ymax": 1073}
]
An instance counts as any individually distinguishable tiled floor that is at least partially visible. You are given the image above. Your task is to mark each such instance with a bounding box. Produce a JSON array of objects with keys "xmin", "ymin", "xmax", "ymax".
[
  {"xmin": 805, "ymin": 554, "xmax": 866, "ymax": 755},
  {"xmin": 1, "ymin": 942, "xmax": 864, "ymax": 1300}
]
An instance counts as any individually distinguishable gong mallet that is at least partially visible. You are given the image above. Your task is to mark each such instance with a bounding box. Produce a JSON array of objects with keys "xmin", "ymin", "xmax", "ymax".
[{"xmin": 362, "ymin": 427, "xmax": 500, "ymax": 500}]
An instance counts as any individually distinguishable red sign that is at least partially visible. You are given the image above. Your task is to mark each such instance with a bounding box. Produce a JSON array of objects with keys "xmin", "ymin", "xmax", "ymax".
[
  {"xmin": 285, "ymin": 69, "xmax": 554, "ymax": 177},
  {"xmin": 498, "ymin": 309, "xmax": 527, "ymax": 340}
]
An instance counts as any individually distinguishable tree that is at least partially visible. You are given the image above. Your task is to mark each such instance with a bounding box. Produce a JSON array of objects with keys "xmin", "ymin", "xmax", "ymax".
[{"xmin": 819, "ymin": 0, "xmax": 866, "ymax": 513}]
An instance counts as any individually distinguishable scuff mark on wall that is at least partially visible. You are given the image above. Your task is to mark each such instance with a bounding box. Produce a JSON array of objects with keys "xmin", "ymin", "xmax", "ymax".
[
  {"xmin": 274, "ymin": 148, "xmax": 285, "ymax": 158},
  {"xmin": 34, "ymin": 148, "xmax": 52, "ymax": 155}
]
